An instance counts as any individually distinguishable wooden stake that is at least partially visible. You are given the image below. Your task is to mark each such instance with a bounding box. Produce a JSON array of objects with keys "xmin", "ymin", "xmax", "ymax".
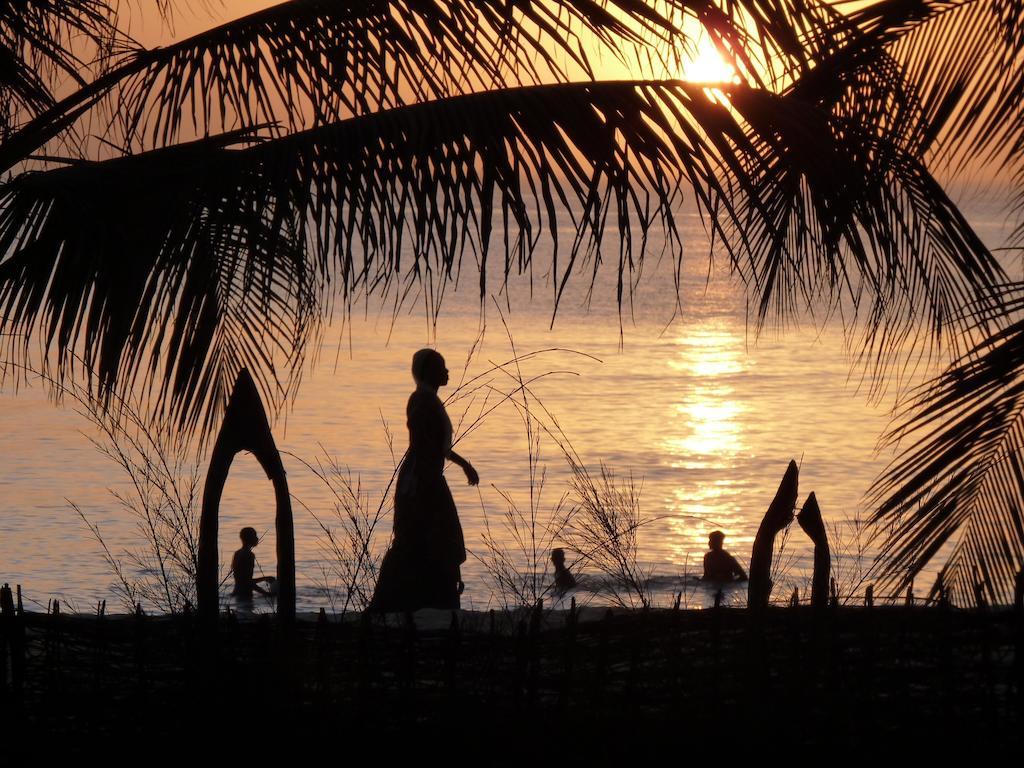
[
  {"xmin": 796, "ymin": 491, "xmax": 831, "ymax": 609},
  {"xmin": 197, "ymin": 369, "xmax": 296, "ymax": 625},
  {"xmin": 748, "ymin": 460, "xmax": 798, "ymax": 609}
]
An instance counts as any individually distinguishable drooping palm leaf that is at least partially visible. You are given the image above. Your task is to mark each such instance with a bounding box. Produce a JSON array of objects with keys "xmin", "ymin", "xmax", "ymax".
[
  {"xmin": 0, "ymin": 77, "xmax": 1007, "ymax": 438},
  {"xmin": 5, "ymin": 0, "xmax": 690, "ymax": 164},
  {"xmin": 869, "ymin": 284, "xmax": 1024, "ymax": 604},
  {"xmin": 854, "ymin": 0, "xmax": 1024, "ymax": 170},
  {"xmin": 813, "ymin": 0, "xmax": 1024, "ymax": 241},
  {"xmin": 0, "ymin": 0, "xmax": 118, "ymax": 133},
  {"xmin": 1, "ymin": 0, "xmax": 848, "ymax": 171},
  {"xmin": 812, "ymin": 1, "xmax": 1024, "ymax": 605},
  {"xmin": 0, "ymin": 129, "xmax": 320, "ymax": 441},
  {"xmin": 726, "ymin": 0, "xmax": 1014, "ymax": 393},
  {"xmin": 0, "ymin": 81, "xmax": 707, "ymax": 438},
  {"xmin": 111, "ymin": 0, "xmax": 861, "ymax": 145},
  {"xmin": 721, "ymin": 83, "xmax": 1005, "ymax": 391}
]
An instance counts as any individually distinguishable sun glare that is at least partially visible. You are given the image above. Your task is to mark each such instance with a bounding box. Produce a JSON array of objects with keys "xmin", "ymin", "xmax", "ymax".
[{"xmin": 682, "ymin": 36, "xmax": 739, "ymax": 84}]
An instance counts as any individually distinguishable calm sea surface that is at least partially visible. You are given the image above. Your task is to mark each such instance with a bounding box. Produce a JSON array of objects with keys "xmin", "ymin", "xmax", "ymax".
[{"xmin": 1, "ymin": 194, "xmax": 1016, "ymax": 612}]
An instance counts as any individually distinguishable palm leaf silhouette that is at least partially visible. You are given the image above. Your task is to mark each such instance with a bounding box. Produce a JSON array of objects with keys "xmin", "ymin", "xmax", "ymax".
[
  {"xmin": 0, "ymin": 1, "xmax": 118, "ymax": 132},
  {"xmin": 722, "ymin": 80, "xmax": 1004, "ymax": 396},
  {"xmin": 1, "ymin": 0, "xmax": 844, "ymax": 170},
  {"xmin": 806, "ymin": 0, "xmax": 1024, "ymax": 236},
  {"xmin": 870, "ymin": 284, "xmax": 1024, "ymax": 604},
  {"xmin": 0, "ymin": 75, "xmax": 1006, "ymax": 438},
  {"xmin": 816, "ymin": 0, "xmax": 1024, "ymax": 602},
  {"xmin": 861, "ymin": 0, "xmax": 1024, "ymax": 170}
]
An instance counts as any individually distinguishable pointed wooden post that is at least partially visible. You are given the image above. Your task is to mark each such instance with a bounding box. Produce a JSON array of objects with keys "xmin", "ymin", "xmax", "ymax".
[
  {"xmin": 196, "ymin": 369, "xmax": 295, "ymax": 625},
  {"xmin": 796, "ymin": 492, "xmax": 831, "ymax": 609},
  {"xmin": 748, "ymin": 460, "xmax": 798, "ymax": 609}
]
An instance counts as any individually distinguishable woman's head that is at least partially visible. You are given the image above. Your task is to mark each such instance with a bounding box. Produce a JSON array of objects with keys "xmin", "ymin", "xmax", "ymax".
[{"xmin": 411, "ymin": 348, "xmax": 449, "ymax": 388}]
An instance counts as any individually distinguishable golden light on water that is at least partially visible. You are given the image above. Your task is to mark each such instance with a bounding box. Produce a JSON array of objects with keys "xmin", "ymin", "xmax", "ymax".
[
  {"xmin": 668, "ymin": 397, "xmax": 745, "ymax": 457},
  {"xmin": 663, "ymin": 322, "xmax": 748, "ymax": 563},
  {"xmin": 665, "ymin": 324, "xmax": 746, "ymax": 464}
]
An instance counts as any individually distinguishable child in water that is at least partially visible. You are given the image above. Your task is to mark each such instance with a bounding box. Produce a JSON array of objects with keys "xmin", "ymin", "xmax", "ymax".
[
  {"xmin": 702, "ymin": 530, "xmax": 748, "ymax": 582},
  {"xmin": 231, "ymin": 527, "xmax": 276, "ymax": 603},
  {"xmin": 551, "ymin": 547, "xmax": 577, "ymax": 593}
]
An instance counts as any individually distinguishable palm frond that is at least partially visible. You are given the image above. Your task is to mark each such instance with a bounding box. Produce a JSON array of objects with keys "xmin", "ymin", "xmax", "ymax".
[
  {"xmin": 106, "ymin": 0, "xmax": 692, "ymax": 148},
  {"xmin": 796, "ymin": 0, "xmax": 1024, "ymax": 205},
  {"xmin": 0, "ymin": 77, "xmax": 1007, "ymax": 438},
  {"xmin": 0, "ymin": 81, "xmax": 705, "ymax": 436},
  {"xmin": 868, "ymin": 284, "xmax": 1024, "ymax": 604},
  {"xmin": 8, "ymin": 0, "xmax": 848, "ymax": 161},
  {"xmin": 723, "ymin": 84, "xmax": 1005, "ymax": 388},
  {"xmin": 0, "ymin": 128, "xmax": 320, "ymax": 440},
  {"xmin": 0, "ymin": 0, "xmax": 119, "ymax": 131},
  {"xmin": 865, "ymin": 0, "xmax": 1022, "ymax": 167}
]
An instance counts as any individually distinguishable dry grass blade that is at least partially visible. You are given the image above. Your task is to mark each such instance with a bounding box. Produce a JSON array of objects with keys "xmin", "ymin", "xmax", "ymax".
[
  {"xmin": 466, "ymin": 319, "xmax": 581, "ymax": 610},
  {"xmin": 568, "ymin": 461, "xmax": 656, "ymax": 609},
  {"xmin": 288, "ymin": 445, "xmax": 394, "ymax": 615}
]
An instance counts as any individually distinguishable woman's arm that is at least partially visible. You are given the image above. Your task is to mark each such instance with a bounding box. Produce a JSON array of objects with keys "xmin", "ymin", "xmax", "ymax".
[{"xmin": 448, "ymin": 450, "xmax": 479, "ymax": 485}]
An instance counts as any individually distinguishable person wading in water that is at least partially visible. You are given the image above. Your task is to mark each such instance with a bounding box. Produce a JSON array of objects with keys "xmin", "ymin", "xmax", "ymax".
[
  {"xmin": 702, "ymin": 530, "xmax": 748, "ymax": 582},
  {"xmin": 231, "ymin": 527, "xmax": 276, "ymax": 608}
]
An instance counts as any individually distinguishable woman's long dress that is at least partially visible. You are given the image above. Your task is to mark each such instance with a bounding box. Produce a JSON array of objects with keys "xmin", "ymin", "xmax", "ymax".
[{"xmin": 368, "ymin": 385, "xmax": 466, "ymax": 612}]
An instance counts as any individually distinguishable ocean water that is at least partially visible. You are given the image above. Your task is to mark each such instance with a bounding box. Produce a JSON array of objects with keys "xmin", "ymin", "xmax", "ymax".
[{"xmin": 0, "ymin": 193, "xmax": 1016, "ymax": 613}]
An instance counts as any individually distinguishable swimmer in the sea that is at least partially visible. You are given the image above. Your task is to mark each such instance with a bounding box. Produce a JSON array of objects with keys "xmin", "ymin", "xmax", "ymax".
[
  {"xmin": 551, "ymin": 547, "xmax": 577, "ymax": 593},
  {"xmin": 231, "ymin": 527, "xmax": 275, "ymax": 603},
  {"xmin": 702, "ymin": 530, "xmax": 748, "ymax": 582}
]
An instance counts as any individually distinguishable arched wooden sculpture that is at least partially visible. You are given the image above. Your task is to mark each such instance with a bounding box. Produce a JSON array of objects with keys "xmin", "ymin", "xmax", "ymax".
[
  {"xmin": 197, "ymin": 370, "xmax": 295, "ymax": 624},
  {"xmin": 748, "ymin": 460, "xmax": 798, "ymax": 609},
  {"xmin": 796, "ymin": 492, "xmax": 830, "ymax": 609}
]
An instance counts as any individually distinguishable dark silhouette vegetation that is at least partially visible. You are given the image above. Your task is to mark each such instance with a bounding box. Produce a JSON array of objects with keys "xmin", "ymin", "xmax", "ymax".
[{"xmin": 2, "ymin": 587, "xmax": 1022, "ymax": 756}]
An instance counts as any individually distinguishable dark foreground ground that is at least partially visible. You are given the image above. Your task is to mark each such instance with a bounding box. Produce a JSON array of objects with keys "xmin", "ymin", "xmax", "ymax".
[{"xmin": 2, "ymin": 604, "xmax": 1022, "ymax": 758}]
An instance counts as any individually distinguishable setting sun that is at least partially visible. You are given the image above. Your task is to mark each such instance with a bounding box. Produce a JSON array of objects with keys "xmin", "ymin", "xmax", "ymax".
[{"xmin": 682, "ymin": 35, "xmax": 739, "ymax": 83}]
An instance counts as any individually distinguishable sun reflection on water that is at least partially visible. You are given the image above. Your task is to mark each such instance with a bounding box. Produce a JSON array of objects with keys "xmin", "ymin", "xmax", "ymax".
[{"xmin": 662, "ymin": 322, "xmax": 749, "ymax": 563}]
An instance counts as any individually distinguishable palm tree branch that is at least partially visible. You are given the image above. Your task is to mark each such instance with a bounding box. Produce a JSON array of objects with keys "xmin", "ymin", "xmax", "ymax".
[
  {"xmin": 2, "ymin": 0, "xmax": 853, "ymax": 170},
  {"xmin": 68, "ymin": 0, "xmax": 694, "ymax": 149},
  {"xmin": 869, "ymin": 289, "xmax": 1024, "ymax": 603},
  {"xmin": 0, "ymin": 0, "xmax": 122, "ymax": 132},
  {"xmin": 0, "ymin": 78, "xmax": 1003, "ymax": 437},
  {"xmin": 724, "ymin": 83, "xmax": 1005, "ymax": 382},
  {"xmin": 801, "ymin": 0, "xmax": 1024, "ymax": 188}
]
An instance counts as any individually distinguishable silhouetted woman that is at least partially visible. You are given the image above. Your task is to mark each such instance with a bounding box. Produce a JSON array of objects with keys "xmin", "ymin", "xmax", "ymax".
[{"xmin": 368, "ymin": 349, "xmax": 479, "ymax": 612}]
